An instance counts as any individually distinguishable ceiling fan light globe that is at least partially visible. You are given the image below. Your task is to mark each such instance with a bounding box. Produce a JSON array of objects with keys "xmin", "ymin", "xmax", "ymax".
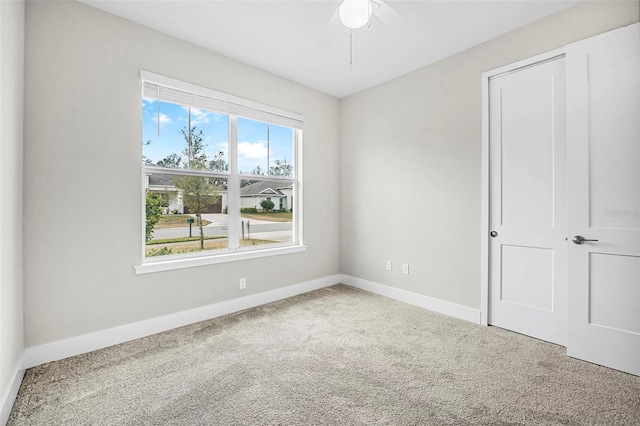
[{"xmin": 339, "ymin": 0, "xmax": 372, "ymax": 30}]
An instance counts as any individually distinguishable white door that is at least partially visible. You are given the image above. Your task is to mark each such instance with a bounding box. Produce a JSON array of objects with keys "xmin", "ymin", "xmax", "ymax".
[
  {"xmin": 566, "ymin": 23, "xmax": 640, "ymax": 376},
  {"xmin": 488, "ymin": 56, "xmax": 568, "ymax": 346}
]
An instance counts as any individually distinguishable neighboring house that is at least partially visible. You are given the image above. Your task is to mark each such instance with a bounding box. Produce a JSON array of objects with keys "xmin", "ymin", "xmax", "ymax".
[
  {"xmin": 241, "ymin": 180, "xmax": 293, "ymax": 211},
  {"xmin": 146, "ymin": 174, "xmax": 183, "ymax": 214},
  {"xmin": 145, "ymin": 174, "xmax": 228, "ymax": 214}
]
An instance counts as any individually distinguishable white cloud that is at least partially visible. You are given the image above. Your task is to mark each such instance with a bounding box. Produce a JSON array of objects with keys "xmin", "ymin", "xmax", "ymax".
[
  {"xmin": 238, "ymin": 141, "xmax": 268, "ymax": 159},
  {"xmin": 181, "ymin": 106, "xmax": 212, "ymax": 126},
  {"xmin": 191, "ymin": 108, "xmax": 210, "ymax": 125},
  {"xmin": 151, "ymin": 112, "xmax": 172, "ymax": 126}
]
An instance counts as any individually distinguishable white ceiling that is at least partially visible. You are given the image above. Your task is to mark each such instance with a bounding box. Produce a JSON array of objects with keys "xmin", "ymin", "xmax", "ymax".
[{"xmin": 81, "ymin": 0, "xmax": 581, "ymax": 99}]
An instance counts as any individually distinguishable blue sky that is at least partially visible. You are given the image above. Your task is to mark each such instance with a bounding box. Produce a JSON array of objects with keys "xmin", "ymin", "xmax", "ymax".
[{"xmin": 142, "ymin": 99, "xmax": 293, "ymax": 175}]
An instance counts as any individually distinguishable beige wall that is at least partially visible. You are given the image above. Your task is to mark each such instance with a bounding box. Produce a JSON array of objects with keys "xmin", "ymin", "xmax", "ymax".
[
  {"xmin": 340, "ymin": 1, "xmax": 639, "ymax": 309},
  {"xmin": 23, "ymin": 0, "xmax": 341, "ymax": 347},
  {"xmin": 19, "ymin": 0, "xmax": 640, "ymax": 349},
  {"xmin": 0, "ymin": 0, "xmax": 25, "ymax": 416}
]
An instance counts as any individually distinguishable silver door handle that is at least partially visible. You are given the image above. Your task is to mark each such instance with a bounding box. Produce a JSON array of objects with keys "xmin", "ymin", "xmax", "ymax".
[{"xmin": 572, "ymin": 235, "xmax": 598, "ymax": 245}]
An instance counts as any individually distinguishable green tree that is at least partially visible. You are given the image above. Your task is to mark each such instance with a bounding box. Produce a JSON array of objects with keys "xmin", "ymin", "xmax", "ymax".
[
  {"xmin": 181, "ymin": 126, "xmax": 208, "ymax": 169},
  {"xmin": 145, "ymin": 190, "xmax": 163, "ymax": 243},
  {"xmin": 173, "ymin": 125, "xmax": 221, "ymax": 250},
  {"xmin": 260, "ymin": 199, "xmax": 275, "ymax": 212},
  {"xmin": 209, "ymin": 151, "xmax": 228, "ymax": 188},
  {"xmin": 269, "ymin": 158, "xmax": 292, "ymax": 177},
  {"xmin": 238, "ymin": 164, "xmax": 265, "ymax": 188},
  {"xmin": 142, "ymin": 140, "xmax": 153, "ymax": 165},
  {"xmin": 209, "ymin": 151, "xmax": 228, "ymax": 173},
  {"xmin": 251, "ymin": 165, "xmax": 265, "ymax": 175},
  {"xmin": 157, "ymin": 153, "xmax": 182, "ymax": 168}
]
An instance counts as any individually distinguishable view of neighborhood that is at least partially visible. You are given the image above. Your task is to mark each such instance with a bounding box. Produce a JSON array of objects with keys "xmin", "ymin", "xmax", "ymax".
[{"xmin": 142, "ymin": 99, "xmax": 296, "ymax": 257}]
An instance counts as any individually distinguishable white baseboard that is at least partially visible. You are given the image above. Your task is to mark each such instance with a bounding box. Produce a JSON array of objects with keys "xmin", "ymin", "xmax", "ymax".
[
  {"xmin": 1, "ymin": 364, "xmax": 24, "ymax": 426},
  {"xmin": 340, "ymin": 275, "xmax": 481, "ymax": 324},
  {"xmin": 21, "ymin": 273, "xmax": 481, "ymax": 372},
  {"xmin": 22, "ymin": 275, "xmax": 341, "ymax": 369},
  {"xmin": 4, "ymin": 275, "xmax": 477, "ymax": 424}
]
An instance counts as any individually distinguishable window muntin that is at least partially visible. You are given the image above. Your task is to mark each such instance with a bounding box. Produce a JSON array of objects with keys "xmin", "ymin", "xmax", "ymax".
[{"xmin": 141, "ymin": 72, "xmax": 302, "ymax": 263}]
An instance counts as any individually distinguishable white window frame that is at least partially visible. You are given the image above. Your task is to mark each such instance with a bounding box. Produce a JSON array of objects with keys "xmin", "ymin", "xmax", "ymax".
[{"xmin": 135, "ymin": 71, "xmax": 305, "ymax": 274}]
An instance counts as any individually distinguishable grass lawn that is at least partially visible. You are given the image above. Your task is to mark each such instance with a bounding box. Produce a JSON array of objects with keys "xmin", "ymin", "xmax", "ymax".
[
  {"xmin": 146, "ymin": 237, "xmax": 277, "ymax": 256},
  {"xmin": 155, "ymin": 214, "xmax": 211, "ymax": 229},
  {"xmin": 240, "ymin": 212, "xmax": 292, "ymax": 222},
  {"xmin": 147, "ymin": 236, "xmax": 226, "ymax": 245}
]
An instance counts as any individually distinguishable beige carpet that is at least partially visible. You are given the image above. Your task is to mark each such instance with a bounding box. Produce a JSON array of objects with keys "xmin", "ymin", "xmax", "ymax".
[{"xmin": 8, "ymin": 285, "xmax": 640, "ymax": 425}]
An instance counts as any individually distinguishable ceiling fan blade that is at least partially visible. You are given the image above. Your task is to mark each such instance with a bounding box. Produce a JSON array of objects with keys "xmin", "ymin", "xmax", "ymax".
[
  {"xmin": 373, "ymin": 0, "xmax": 421, "ymax": 31},
  {"xmin": 315, "ymin": 3, "xmax": 344, "ymax": 50}
]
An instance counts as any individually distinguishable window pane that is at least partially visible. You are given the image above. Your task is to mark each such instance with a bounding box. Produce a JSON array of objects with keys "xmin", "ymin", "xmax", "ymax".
[
  {"xmin": 237, "ymin": 119, "xmax": 294, "ymax": 177},
  {"xmin": 239, "ymin": 179, "xmax": 294, "ymax": 247},
  {"xmin": 145, "ymin": 173, "xmax": 229, "ymax": 257},
  {"xmin": 267, "ymin": 124, "xmax": 294, "ymax": 178},
  {"xmin": 142, "ymin": 99, "xmax": 230, "ymax": 173}
]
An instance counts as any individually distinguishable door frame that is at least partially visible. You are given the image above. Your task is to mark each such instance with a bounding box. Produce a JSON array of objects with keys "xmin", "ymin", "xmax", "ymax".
[{"xmin": 480, "ymin": 47, "xmax": 566, "ymax": 326}]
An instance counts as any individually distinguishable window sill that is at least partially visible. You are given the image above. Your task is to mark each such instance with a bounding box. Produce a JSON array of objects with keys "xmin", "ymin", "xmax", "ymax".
[{"xmin": 135, "ymin": 244, "xmax": 307, "ymax": 275}]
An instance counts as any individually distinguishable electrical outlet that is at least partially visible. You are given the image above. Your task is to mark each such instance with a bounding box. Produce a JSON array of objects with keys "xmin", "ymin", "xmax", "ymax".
[
  {"xmin": 239, "ymin": 278, "xmax": 246, "ymax": 289},
  {"xmin": 402, "ymin": 264, "xmax": 409, "ymax": 275},
  {"xmin": 386, "ymin": 260, "xmax": 392, "ymax": 271}
]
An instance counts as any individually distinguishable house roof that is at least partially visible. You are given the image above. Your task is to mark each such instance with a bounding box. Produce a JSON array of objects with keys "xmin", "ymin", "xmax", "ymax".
[
  {"xmin": 149, "ymin": 174, "xmax": 229, "ymax": 194},
  {"xmin": 149, "ymin": 174, "xmax": 173, "ymax": 186},
  {"xmin": 241, "ymin": 180, "xmax": 292, "ymax": 197}
]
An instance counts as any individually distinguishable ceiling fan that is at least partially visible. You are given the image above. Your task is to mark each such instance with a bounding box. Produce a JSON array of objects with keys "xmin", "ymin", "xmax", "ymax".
[
  {"xmin": 320, "ymin": 0, "xmax": 420, "ymax": 65},
  {"xmin": 337, "ymin": 0, "xmax": 417, "ymax": 30},
  {"xmin": 338, "ymin": 0, "xmax": 374, "ymax": 29}
]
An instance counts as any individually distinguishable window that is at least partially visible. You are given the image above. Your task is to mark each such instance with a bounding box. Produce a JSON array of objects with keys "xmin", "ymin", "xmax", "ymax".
[{"xmin": 138, "ymin": 71, "xmax": 303, "ymax": 273}]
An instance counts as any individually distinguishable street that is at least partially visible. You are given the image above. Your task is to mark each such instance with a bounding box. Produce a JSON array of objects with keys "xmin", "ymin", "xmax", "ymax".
[{"xmin": 151, "ymin": 214, "xmax": 293, "ymax": 242}]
